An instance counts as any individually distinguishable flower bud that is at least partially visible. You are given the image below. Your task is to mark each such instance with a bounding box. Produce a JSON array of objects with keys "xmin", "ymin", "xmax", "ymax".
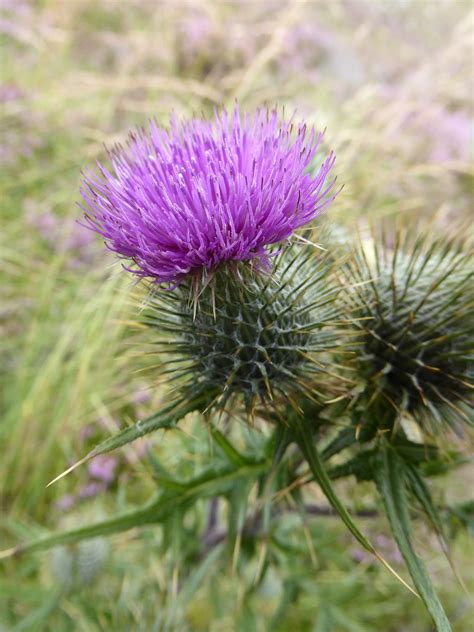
[
  {"xmin": 146, "ymin": 245, "xmax": 342, "ymax": 413},
  {"xmin": 345, "ymin": 230, "xmax": 473, "ymax": 434}
]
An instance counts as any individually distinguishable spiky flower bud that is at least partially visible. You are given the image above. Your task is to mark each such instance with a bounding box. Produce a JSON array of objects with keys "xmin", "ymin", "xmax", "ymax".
[
  {"xmin": 345, "ymin": 229, "xmax": 473, "ymax": 435},
  {"xmin": 145, "ymin": 245, "xmax": 342, "ymax": 412},
  {"xmin": 80, "ymin": 107, "xmax": 340, "ymax": 413},
  {"xmin": 50, "ymin": 538, "xmax": 108, "ymax": 590}
]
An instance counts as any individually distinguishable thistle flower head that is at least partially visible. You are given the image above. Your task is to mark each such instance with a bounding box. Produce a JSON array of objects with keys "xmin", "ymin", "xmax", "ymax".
[
  {"xmin": 345, "ymin": 229, "xmax": 474, "ymax": 434},
  {"xmin": 144, "ymin": 245, "xmax": 343, "ymax": 413},
  {"xmin": 80, "ymin": 106, "xmax": 336, "ymax": 285}
]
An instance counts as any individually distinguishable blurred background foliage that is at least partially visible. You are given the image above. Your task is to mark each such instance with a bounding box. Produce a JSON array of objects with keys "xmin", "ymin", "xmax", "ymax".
[{"xmin": 0, "ymin": 0, "xmax": 472, "ymax": 630}]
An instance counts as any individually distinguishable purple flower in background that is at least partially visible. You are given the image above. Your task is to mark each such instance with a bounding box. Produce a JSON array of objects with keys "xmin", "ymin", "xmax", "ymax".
[
  {"xmin": 132, "ymin": 387, "xmax": 151, "ymax": 406},
  {"xmin": 53, "ymin": 454, "xmax": 118, "ymax": 513},
  {"xmin": 55, "ymin": 494, "xmax": 75, "ymax": 512},
  {"xmin": 81, "ymin": 107, "xmax": 336, "ymax": 285},
  {"xmin": 87, "ymin": 455, "xmax": 118, "ymax": 485},
  {"xmin": 177, "ymin": 9, "xmax": 214, "ymax": 61},
  {"xmin": 0, "ymin": 83, "xmax": 24, "ymax": 103},
  {"xmin": 78, "ymin": 482, "xmax": 107, "ymax": 499},
  {"xmin": 428, "ymin": 109, "xmax": 472, "ymax": 163},
  {"xmin": 24, "ymin": 205, "xmax": 97, "ymax": 269}
]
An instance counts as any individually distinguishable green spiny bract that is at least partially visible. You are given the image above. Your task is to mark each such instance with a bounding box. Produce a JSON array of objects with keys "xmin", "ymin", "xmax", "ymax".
[
  {"xmin": 144, "ymin": 245, "xmax": 344, "ymax": 414},
  {"xmin": 344, "ymin": 229, "xmax": 473, "ymax": 437}
]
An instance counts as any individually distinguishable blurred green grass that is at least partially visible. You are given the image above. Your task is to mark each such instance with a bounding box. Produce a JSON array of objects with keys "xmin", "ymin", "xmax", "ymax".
[{"xmin": 1, "ymin": 1, "xmax": 472, "ymax": 630}]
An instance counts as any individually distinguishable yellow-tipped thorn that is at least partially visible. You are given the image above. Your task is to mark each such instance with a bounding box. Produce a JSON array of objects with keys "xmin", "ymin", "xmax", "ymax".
[
  {"xmin": 375, "ymin": 551, "xmax": 419, "ymax": 598},
  {"xmin": 46, "ymin": 454, "xmax": 91, "ymax": 487},
  {"xmin": 293, "ymin": 233, "xmax": 327, "ymax": 251},
  {"xmin": 0, "ymin": 546, "xmax": 19, "ymax": 560}
]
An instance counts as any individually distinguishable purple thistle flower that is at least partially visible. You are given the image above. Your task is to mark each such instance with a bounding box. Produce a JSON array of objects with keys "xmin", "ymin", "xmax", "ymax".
[{"xmin": 81, "ymin": 107, "xmax": 336, "ymax": 285}]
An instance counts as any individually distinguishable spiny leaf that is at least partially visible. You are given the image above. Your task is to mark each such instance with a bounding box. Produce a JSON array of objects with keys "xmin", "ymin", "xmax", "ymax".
[
  {"xmin": 405, "ymin": 465, "xmax": 447, "ymax": 544},
  {"xmin": 47, "ymin": 397, "xmax": 204, "ymax": 486},
  {"xmin": 210, "ymin": 427, "xmax": 253, "ymax": 467},
  {"xmin": 2, "ymin": 460, "xmax": 268, "ymax": 559},
  {"xmin": 269, "ymin": 422, "xmax": 292, "ymax": 466},
  {"xmin": 227, "ymin": 478, "xmax": 252, "ymax": 570},
  {"xmin": 405, "ymin": 464, "xmax": 467, "ymax": 593},
  {"xmin": 327, "ymin": 448, "xmax": 377, "ymax": 481},
  {"xmin": 288, "ymin": 416, "xmax": 416, "ymax": 594},
  {"xmin": 290, "ymin": 418, "xmax": 374, "ymax": 552},
  {"xmin": 374, "ymin": 445, "xmax": 452, "ymax": 632},
  {"xmin": 0, "ymin": 498, "xmax": 165, "ymax": 557},
  {"xmin": 321, "ymin": 426, "xmax": 356, "ymax": 461}
]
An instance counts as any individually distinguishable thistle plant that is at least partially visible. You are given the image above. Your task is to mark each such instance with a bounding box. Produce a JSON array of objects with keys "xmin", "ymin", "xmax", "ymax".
[
  {"xmin": 343, "ymin": 229, "xmax": 473, "ymax": 437},
  {"xmin": 3, "ymin": 107, "xmax": 472, "ymax": 632},
  {"xmin": 323, "ymin": 228, "xmax": 473, "ymax": 630},
  {"xmin": 80, "ymin": 105, "xmax": 340, "ymax": 418}
]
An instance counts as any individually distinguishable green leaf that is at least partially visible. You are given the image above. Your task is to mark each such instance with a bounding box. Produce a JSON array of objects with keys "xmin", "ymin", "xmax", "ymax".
[
  {"xmin": 421, "ymin": 452, "xmax": 468, "ymax": 477},
  {"xmin": 405, "ymin": 464, "xmax": 467, "ymax": 592},
  {"xmin": 211, "ymin": 427, "xmax": 252, "ymax": 467},
  {"xmin": 87, "ymin": 397, "xmax": 202, "ymax": 458},
  {"xmin": 2, "ymin": 496, "xmax": 166, "ymax": 556},
  {"xmin": 12, "ymin": 593, "xmax": 61, "ymax": 632},
  {"xmin": 269, "ymin": 423, "xmax": 292, "ymax": 466},
  {"xmin": 321, "ymin": 426, "xmax": 356, "ymax": 461},
  {"xmin": 162, "ymin": 544, "xmax": 224, "ymax": 632},
  {"xmin": 289, "ymin": 418, "xmax": 375, "ymax": 555},
  {"xmin": 2, "ymin": 460, "xmax": 268, "ymax": 558},
  {"xmin": 374, "ymin": 446, "xmax": 452, "ymax": 632},
  {"xmin": 446, "ymin": 500, "xmax": 474, "ymax": 536},
  {"xmin": 152, "ymin": 475, "xmax": 189, "ymax": 493},
  {"xmin": 330, "ymin": 606, "xmax": 368, "ymax": 632},
  {"xmin": 169, "ymin": 461, "xmax": 267, "ymax": 498},
  {"xmin": 313, "ymin": 605, "xmax": 333, "ymax": 632},
  {"xmin": 178, "ymin": 543, "xmax": 224, "ymax": 607},
  {"xmin": 327, "ymin": 448, "xmax": 377, "ymax": 481},
  {"xmin": 405, "ymin": 465, "xmax": 447, "ymax": 545},
  {"xmin": 147, "ymin": 450, "xmax": 173, "ymax": 479},
  {"xmin": 47, "ymin": 397, "xmax": 204, "ymax": 486},
  {"xmin": 269, "ymin": 581, "xmax": 299, "ymax": 631},
  {"xmin": 227, "ymin": 478, "xmax": 252, "ymax": 564},
  {"xmin": 391, "ymin": 437, "xmax": 439, "ymax": 465},
  {"xmin": 289, "ymin": 418, "xmax": 416, "ymax": 594}
]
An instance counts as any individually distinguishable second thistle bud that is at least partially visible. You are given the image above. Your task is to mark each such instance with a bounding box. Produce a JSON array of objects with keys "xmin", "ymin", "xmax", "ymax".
[{"xmin": 345, "ymin": 229, "xmax": 473, "ymax": 435}]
